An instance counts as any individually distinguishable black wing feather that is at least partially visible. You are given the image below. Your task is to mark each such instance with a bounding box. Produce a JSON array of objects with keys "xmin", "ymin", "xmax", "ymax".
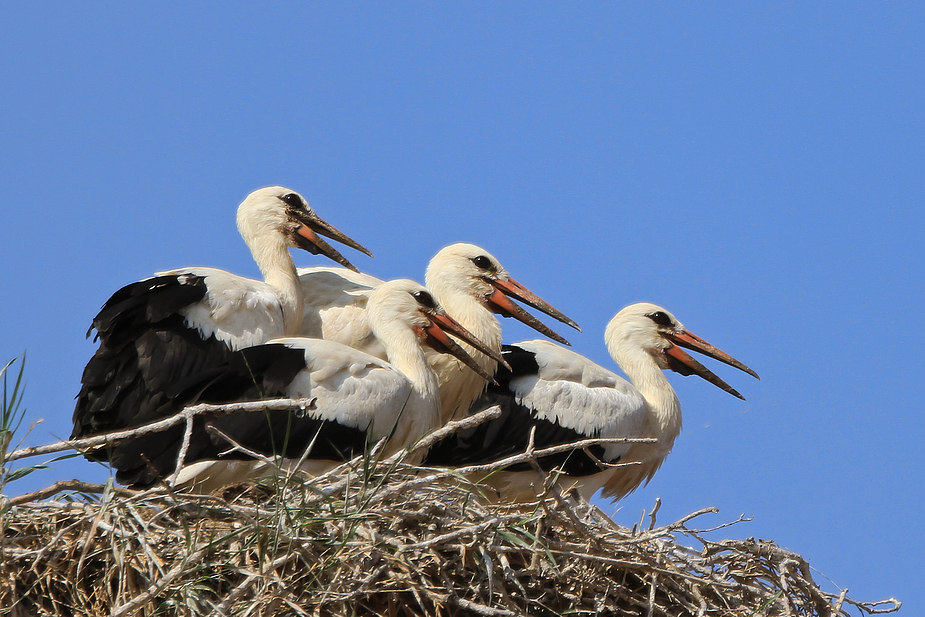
[
  {"xmin": 424, "ymin": 344, "xmax": 609, "ymax": 476},
  {"xmin": 73, "ymin": 275, "xmax": 238, "ymax": 457},
  {"xmin": 86, "ymin": 339, "xmax": 369, "ymax": 488},
  {"xmin": 75, "ymin": 275, "xmax": 376, "ymax": 488}
]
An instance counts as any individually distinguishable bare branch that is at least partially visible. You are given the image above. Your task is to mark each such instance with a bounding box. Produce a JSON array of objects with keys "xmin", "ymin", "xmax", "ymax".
[
  {"xmin": 366, "ymin": 433, "xmax": 653, "ymax": 506},
  {"xmin": 3, "ymin": 398, "xmax": 316, "ymax": 463},
  {"xmin": 405, "ymin": 405, "xmax": 503, "ymax": 455},
  {"xmin": 5, "ymin": 480, "xmax": 137, "ymax": 506}
]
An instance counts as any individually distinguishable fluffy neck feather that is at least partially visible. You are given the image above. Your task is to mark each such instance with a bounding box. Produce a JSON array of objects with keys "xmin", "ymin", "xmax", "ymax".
[
  {"xmin": 605, "ymin": 325, "xmax": 683, "ymax": 458},
  {"xmin": 242, "ymin": 228, "xmax": 305, "ymax": 336},
  {"xmin": 370, "ymin": 314, "xmax": 441, "ymax": 444},
  {"xmin": 428, "ymin": 286, "xmax": 501, "ymax": 422}
]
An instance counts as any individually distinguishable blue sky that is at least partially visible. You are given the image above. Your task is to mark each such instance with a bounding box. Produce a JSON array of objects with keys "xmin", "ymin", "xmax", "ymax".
[{"xmin": 1, "ymin": 3, "xmax": 921, "ymax": 612}]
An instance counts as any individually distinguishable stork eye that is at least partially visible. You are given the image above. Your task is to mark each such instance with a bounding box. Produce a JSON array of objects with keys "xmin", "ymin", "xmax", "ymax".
[
  {"xmin": 280, "ymin": 193, "xmax": 303, "ymax": 208},
  {"xmin": 412, "ymin": 290, "xmax": 436, "ymax": 309},
  {"xmin": 647, "ymin": 311, "xmax": 673, "ymax": 327},
  {"xmin": 471, "ymin": 255, "xmax": 493, "ymax": 270}
]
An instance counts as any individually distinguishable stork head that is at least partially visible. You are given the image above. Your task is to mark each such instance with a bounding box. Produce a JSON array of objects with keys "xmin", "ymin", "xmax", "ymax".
[
  {"xmin": 236, "ymin": 186, "xmax": 373, "ymax": 272},
  {"xmin": 604, "ymin": 302, "xmax": 759, "ymax": 400},
  {"xmin": 367, "ymin": 279, "xmax": 509, "ymax": 382},
  {"xmin": 424, "ymin": 243, "xmax": 581, "ymax": 345}
]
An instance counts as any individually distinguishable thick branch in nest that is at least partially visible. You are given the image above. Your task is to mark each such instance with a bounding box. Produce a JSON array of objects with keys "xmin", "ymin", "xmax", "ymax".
[{"xmin": 4, "ymin": 398, "xmax": 318, "ymax": 463}]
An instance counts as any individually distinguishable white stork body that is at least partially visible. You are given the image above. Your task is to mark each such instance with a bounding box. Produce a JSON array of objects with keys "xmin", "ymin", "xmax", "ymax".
[
  {"xmin": 424, "ymin": 303, "xmax": 758, "ymax": 502},
  {"xmin": 170, "ymin": 335, "xmax": 421, "ymax": 490},
  {"xmin": 98, "ymin": 280, "xmax": 502, "ymax": 491},
  {"xmin": 297, "ymin": 243, "xmax": 580, "ymax": 424},
  {"xmin": 156, "ymin": 267, "xmax": 292, "ymax": 349},
  {"xmin": 72, "ymin": 186, "xmax": 372, "ymax": 482},
  {"xmin": 297, "ymin": 265, "xmax": 388, "ymax": 358}
]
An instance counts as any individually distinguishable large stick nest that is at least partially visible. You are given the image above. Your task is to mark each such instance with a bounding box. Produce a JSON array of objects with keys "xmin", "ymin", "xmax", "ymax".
[{"xmin": 0, "ymin": 458, "xmax": 901, "ymax": 617}]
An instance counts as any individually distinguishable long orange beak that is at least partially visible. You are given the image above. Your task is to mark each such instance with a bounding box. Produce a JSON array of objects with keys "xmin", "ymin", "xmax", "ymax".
[
  {"xmin": 422, "ymin": 310, "xmax": 510, "ymax": 382},
  {"xmin": 291, "ymin": 209, "xmax": 373, "ymax": 273},
  {"xmin": 484, "ymin": 276, "xmax": 580, "ymax": 346},
  {"xmin": 664, "ymin": 330, "xmax": 759, "ymax": 400}
]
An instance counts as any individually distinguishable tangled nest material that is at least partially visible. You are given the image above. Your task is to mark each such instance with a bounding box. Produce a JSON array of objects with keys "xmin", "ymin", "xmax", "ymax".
[{"xmin": 0, "ymin": 405, "xmax": 903, "ymax": 617}]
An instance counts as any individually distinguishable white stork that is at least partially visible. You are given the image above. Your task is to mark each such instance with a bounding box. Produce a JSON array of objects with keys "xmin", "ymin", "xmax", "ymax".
[
  {"xmin": 72, "ymin": 186, "xmax": 372, "ymax": 451},
  {"xmin": 94, "ymin": 280, "xmax": 505, "ymax": 491},
  {"xmin": 423, "ymin": 302, "xmax": 759, "ymax": 502},
  {"xmin": 297, "ymin": 243, "xmax": 581, "ymax": 423}
]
